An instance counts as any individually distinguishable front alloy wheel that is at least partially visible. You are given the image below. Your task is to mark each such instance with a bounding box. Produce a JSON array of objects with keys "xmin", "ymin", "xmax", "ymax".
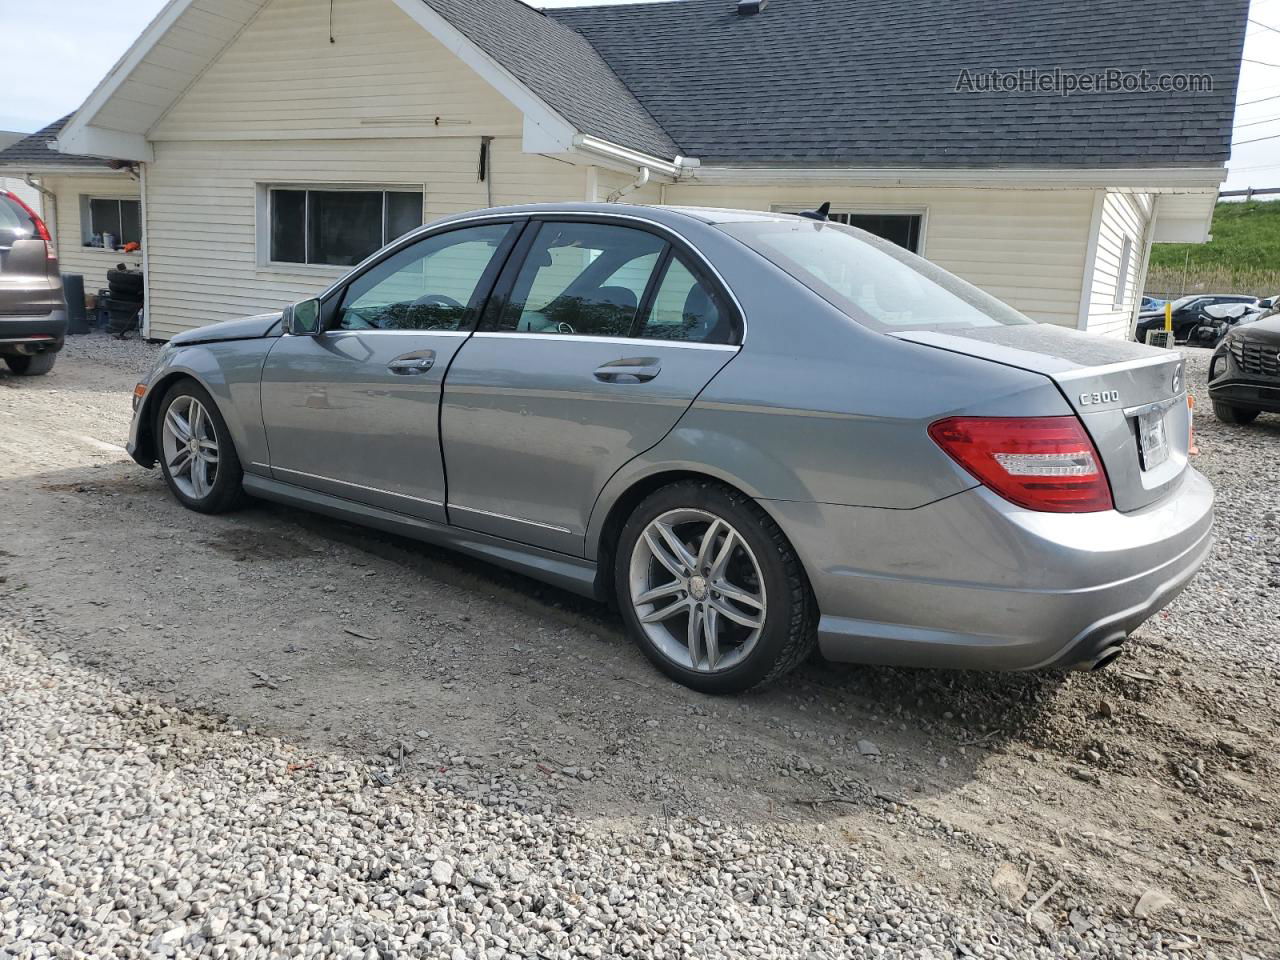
[
  {"xmin": 161, "ymin": 394, "xmax": 221, "ymax": 500},
  {"xmin": 155, "ymin": 380, "xmax": 245, "ymax": 514},
  {"xmin": 616, "ymin": 481, "xmax": 816, "ymax": 694}
]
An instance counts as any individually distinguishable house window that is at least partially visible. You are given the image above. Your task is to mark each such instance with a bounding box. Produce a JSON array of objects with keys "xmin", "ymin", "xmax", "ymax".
[
  {"xmin": 83, "ymin": 197, "xmax": 141, "ymax": 249},
  {"xmin": 782, "ymin": 210, "xmax": 923, "ymax": 253},
  {"xmin": 269, "ymin": 187, "xmax": 424, "ymax": 267},
  {"xmin": 1114, "ymin": 236, "xmax": 1133, "ymax": 308}
]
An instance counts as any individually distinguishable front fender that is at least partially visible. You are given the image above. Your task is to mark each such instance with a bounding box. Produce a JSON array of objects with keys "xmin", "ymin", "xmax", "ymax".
[{"xmin": 129, "ymin": 340, "xmax": 272, "ymax": 470}]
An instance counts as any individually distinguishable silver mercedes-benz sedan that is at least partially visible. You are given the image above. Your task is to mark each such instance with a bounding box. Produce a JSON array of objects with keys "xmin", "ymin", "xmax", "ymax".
[{"xmin": 127, "ymin": 203, "xmax": 1213, "ymax": 693}]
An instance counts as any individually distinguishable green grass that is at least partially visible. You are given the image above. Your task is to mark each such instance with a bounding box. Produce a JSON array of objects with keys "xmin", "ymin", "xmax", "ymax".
[{"xmin": 1146, "ymin": 200, "xmax": 1280, "ymax": 298}]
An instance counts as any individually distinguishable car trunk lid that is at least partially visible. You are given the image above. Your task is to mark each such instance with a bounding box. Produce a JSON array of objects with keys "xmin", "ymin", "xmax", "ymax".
[{"xmin": 893, "ymin": 324, "xmax": 1189, "ymax": 512}]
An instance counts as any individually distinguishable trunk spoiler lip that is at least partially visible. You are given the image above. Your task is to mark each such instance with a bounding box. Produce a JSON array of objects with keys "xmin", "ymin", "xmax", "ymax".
[{"xmin": 889, "ymin": 329, "xmax": 1181, "ymax": 381}]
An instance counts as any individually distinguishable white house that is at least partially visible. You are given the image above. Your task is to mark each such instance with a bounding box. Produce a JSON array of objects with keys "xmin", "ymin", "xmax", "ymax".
[
  {"xmin": 0, "ymin": 119, "xmax": 144, "ymax": 291},
  {"xmin": 0, "ymin": 0, "xmax": 1248, "ymax": 341}
]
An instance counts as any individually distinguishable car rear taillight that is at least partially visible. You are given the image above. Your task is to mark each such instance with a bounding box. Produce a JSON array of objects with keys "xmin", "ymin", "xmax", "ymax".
[
  {"xmin": 928, "ymin": 416, "xmax": 1114, "ymax": 513},
  {"xmin": 2, "ymin": 190, "xmax": 56, "ymax": 260}
]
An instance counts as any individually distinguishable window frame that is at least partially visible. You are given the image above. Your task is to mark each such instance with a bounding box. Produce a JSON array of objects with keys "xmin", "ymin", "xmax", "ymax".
[
  {"xmin": 258, "ymin": 183, "xmax": 425, "ymax": 271},
  {"xmin": 478, "ymin": 214, "xmax": 743, "ymax": 347},
  {"xmin": 81, "ymin": 195, "xmax": 142, "ymax": 249},
  {"xmin": 769, "ymin": 204, "xmax": 928, "ymax": 256}
]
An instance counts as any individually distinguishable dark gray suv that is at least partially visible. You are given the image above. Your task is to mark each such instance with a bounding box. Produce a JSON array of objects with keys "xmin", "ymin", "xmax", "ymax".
[{"xmin": 0, "ymin": 190, "xmax": 64, "ymax": 376}]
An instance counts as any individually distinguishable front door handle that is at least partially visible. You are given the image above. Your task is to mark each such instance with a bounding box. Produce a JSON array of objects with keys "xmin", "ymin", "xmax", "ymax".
[
  {"xmin": 594, "ymin": 357, "xmax": 661, "ymax": 384},
  {"xmin": 387, "ymin": 350, "xmax": 435, "ymax": 375}
]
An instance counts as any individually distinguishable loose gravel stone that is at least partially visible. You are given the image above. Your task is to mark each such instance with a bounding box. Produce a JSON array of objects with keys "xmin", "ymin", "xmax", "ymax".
[{"xmin": 0, "ymin": 617, "xmax": 1249, "ymax": 959}]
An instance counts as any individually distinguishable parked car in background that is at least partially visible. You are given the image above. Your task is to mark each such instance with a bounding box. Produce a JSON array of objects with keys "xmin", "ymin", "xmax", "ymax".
[
  {"xmin": 126, "ymin": 204, "xmax": 1213, "ymax": 693},
  {"xmin": 1141, "ymin": 296, "xmax": 1168, "ymax": 312},
  {"xmin": 1134, "ymin": 294, "xmax": 1258, "ymax": 344},
  {"xmin": 1209, "ymin": 301, "xmax": 1280, "ymax": 424},
  {"xmin": 1186, "ymin": 301, "xmax": 1270, "ymax": 347},
  {"xmin": 0, "ymin": 189, "xmax": 64, "ymax": 375}
]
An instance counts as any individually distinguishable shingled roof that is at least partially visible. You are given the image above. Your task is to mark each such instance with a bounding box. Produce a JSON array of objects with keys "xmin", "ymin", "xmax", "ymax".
[
  {"xmin": 423, "ymin": 0, "xmax": 678, "ymax": 159},
  {"xmin": 0, "ymin": 116, "xmax": 120, "ymax": 171},
  {"xmin": 550, "ymin": 0, "xmax": 1248, "ymax": 168}
]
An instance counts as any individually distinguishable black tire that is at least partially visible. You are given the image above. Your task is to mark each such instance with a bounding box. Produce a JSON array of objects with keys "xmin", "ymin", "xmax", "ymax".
[
  {"xmin": 1212, "ymin": 401, "xmax": 1260, "ymax": 425},
  {"xmin": 614, "ymin": 480, "xmax": 817, "ymax": 694},
  {"xmin": 154, "ymin": 379, "xmax": 246, "ymax": 514},
  {"xmin": 4, "ymin": 352, "xmax": 56, "ymax": 376},
  {"xmin": 107, "ymin": 268, "xmax": 144, "ymax": 295}
]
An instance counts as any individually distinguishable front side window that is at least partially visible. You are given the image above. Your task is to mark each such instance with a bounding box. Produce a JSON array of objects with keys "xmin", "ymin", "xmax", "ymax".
[
  {"xmin": 270, "ymin": 187, "xmax": 423, "ymax": 267},
  {"xmin": 491, "ymin": 222, "xmax": 666, "ymax": 337},
  {"xmin": 83, "ymin": 197, "xmax": 141, "ymax": 249},
  {"xmin": 337, "ymin": 223, "xmax": 512, "ymax": 331},
  {"xmin": 721, "ymin": 219, "xmax": 1031, "ymax": 332}
]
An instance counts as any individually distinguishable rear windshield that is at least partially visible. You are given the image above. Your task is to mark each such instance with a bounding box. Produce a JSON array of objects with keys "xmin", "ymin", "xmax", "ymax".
[{"xmin": 718, "ymin": 219, "xmax": 1033, "ymax": 332}]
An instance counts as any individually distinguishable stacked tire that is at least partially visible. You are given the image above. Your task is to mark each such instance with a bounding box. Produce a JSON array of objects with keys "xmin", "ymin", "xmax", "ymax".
[{"xmin": 105, "ymin": 265, "xmax": 144, "ymax": 336}]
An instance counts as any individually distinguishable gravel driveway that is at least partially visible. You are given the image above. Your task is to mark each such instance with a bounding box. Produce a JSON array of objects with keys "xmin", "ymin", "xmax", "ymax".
[{"xmin": 1, "ymin": 336, "xmax": 1277, "ymax": 959}]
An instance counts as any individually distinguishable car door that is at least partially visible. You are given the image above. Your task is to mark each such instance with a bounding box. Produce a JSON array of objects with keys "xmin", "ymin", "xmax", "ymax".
[
  {"xmin": 260, "ymin": 220, "xmax": 519, "ymax": 522},
  {"xmin": 440, "ymin": 217, "xmax": 741, "ymax": 555}
]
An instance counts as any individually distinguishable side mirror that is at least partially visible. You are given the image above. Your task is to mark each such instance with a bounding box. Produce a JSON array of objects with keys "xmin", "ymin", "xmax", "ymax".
[{"xmin": 284, "ymin": 297, "xmax": 323, "ymax": 336}]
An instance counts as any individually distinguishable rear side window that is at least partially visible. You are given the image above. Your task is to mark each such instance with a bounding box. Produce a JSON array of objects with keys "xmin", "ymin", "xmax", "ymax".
[
  {"xmin": 636, "ymin": 256, "xmax": 727, "ymax": 343},
  {"xmin": 491, "ymin": 222, "xmax": 666, "ymax": 337}
]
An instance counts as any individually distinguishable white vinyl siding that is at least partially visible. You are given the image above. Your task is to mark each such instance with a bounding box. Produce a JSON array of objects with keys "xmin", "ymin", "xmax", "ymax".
[
  {"xmin": 1082, "ymin": 191, "xmax": 1151, "ymax": 339},
  {"xmin": 144, "ymin": 138, "xmax": 587, "ymax": 339},
  {"xmin": 39, "ymin": 174, "xmax": 143, "ymax": 293},
  {"xmin": 149, "ymin": 0, "xmax": 525, "ymax": 143},
  {"xmin": 666, "ymin": 183, "xmax": 1095, "ymax": 327},
  {"xmin": 140, "ymin": 0, "xmax": 605, "ymax": 339}
]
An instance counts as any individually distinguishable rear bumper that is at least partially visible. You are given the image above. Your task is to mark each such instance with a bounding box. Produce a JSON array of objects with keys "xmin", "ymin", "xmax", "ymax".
[
  {"xmin": 760, "ymin": 468, "xmax": 1214, "ymax": 671},
  {"xmin": 0, "ymin": 310, "xmax": 67, "ymax": 352}
]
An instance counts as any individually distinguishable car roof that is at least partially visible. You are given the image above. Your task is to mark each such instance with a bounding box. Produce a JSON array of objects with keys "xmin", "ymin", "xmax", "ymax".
[{"xmin": 428, "ymin": 202, "xmax": 801, "ymax": 229}]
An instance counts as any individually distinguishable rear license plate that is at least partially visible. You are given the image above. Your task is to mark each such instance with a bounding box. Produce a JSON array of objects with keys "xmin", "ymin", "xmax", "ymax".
[{"xmin": 1137, "ymin": 409, "xmax": 1169, "ymax": 470}]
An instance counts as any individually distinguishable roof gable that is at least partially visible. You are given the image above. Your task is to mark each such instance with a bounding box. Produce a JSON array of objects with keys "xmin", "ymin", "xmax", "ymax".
[
  {"xmin": 56, "ymin": 0, "xmax": 677, "ymax": 164},
  {"xmin": 552, "ymin": 0, "xmax": 1250, "ymax": 169},
  {"xmin": 422, "ymin": 0, "xmax": 677, "ymax": 159}
]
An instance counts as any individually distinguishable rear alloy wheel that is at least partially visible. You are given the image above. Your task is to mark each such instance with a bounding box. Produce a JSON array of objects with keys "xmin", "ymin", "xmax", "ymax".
[
  {"xmin": 156, "ymin": 380, "xmax": 245, "ymax": 513},
  {"xmin": 616, "ymin": 481, "xmax": 816, "ymax": 694},
  {"xmin": 4, "ymin": 352, "xmax": 56, "ymax": 376},
  {"xmin": 1212, "ymin": 401, "xmax": 1260, "ymax": 425}
]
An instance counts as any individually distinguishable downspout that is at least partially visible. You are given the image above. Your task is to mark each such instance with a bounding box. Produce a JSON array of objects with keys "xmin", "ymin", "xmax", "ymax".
[
  {"xmin": 139, "ymin": 162, "xmax": 152, "ymax": 339},
  {"xmin": 1128, "ymin": 195, "xmax": 1160, "ymax": 342},
  {"xmin": 23, "ymin": 174, "xmax": 57, "ymax": 253},
  {"xmin": 606, "ymin": 166, "xmax": 650, "ymax": 203}
]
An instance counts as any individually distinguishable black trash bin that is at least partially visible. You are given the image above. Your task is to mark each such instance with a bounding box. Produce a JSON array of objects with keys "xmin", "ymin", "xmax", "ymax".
[{"xmin": 63, "ymin": 273, "xmax": 89, "ymax": 335}]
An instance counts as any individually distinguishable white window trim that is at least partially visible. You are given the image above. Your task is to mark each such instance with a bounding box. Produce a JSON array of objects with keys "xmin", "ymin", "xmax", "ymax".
[
  {"xmin": 254, "ymin": 182, "xmax": 426, "ymax": 272},
  {"xmin": 768, "ymin": 203, "xmax": 929, "ymax": 256},
  {"xmin": 81, "ymin": 194, "xmax": 142, "ymax": 249}
]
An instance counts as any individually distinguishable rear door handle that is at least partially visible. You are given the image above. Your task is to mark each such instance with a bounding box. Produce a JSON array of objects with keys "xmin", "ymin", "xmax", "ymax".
[
  {"xmin": 593, "ymin": 357, "xmax": 661, "ymax": 384},
  {"xmin": 387, "ymin": 350, "xmax": 435, "ymax": 375}
]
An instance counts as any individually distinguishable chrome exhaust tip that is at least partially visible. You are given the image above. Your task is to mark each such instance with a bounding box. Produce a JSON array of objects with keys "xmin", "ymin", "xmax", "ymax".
[{"xmin": 1073, "ymin": 645, "xmax": 1124, "ymax": 672}]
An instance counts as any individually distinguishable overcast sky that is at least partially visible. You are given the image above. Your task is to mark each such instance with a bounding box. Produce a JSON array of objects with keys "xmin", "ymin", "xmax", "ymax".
[{"xmin": 2, "ymin": 0, "xmax": 1278, "ymax": 190}]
